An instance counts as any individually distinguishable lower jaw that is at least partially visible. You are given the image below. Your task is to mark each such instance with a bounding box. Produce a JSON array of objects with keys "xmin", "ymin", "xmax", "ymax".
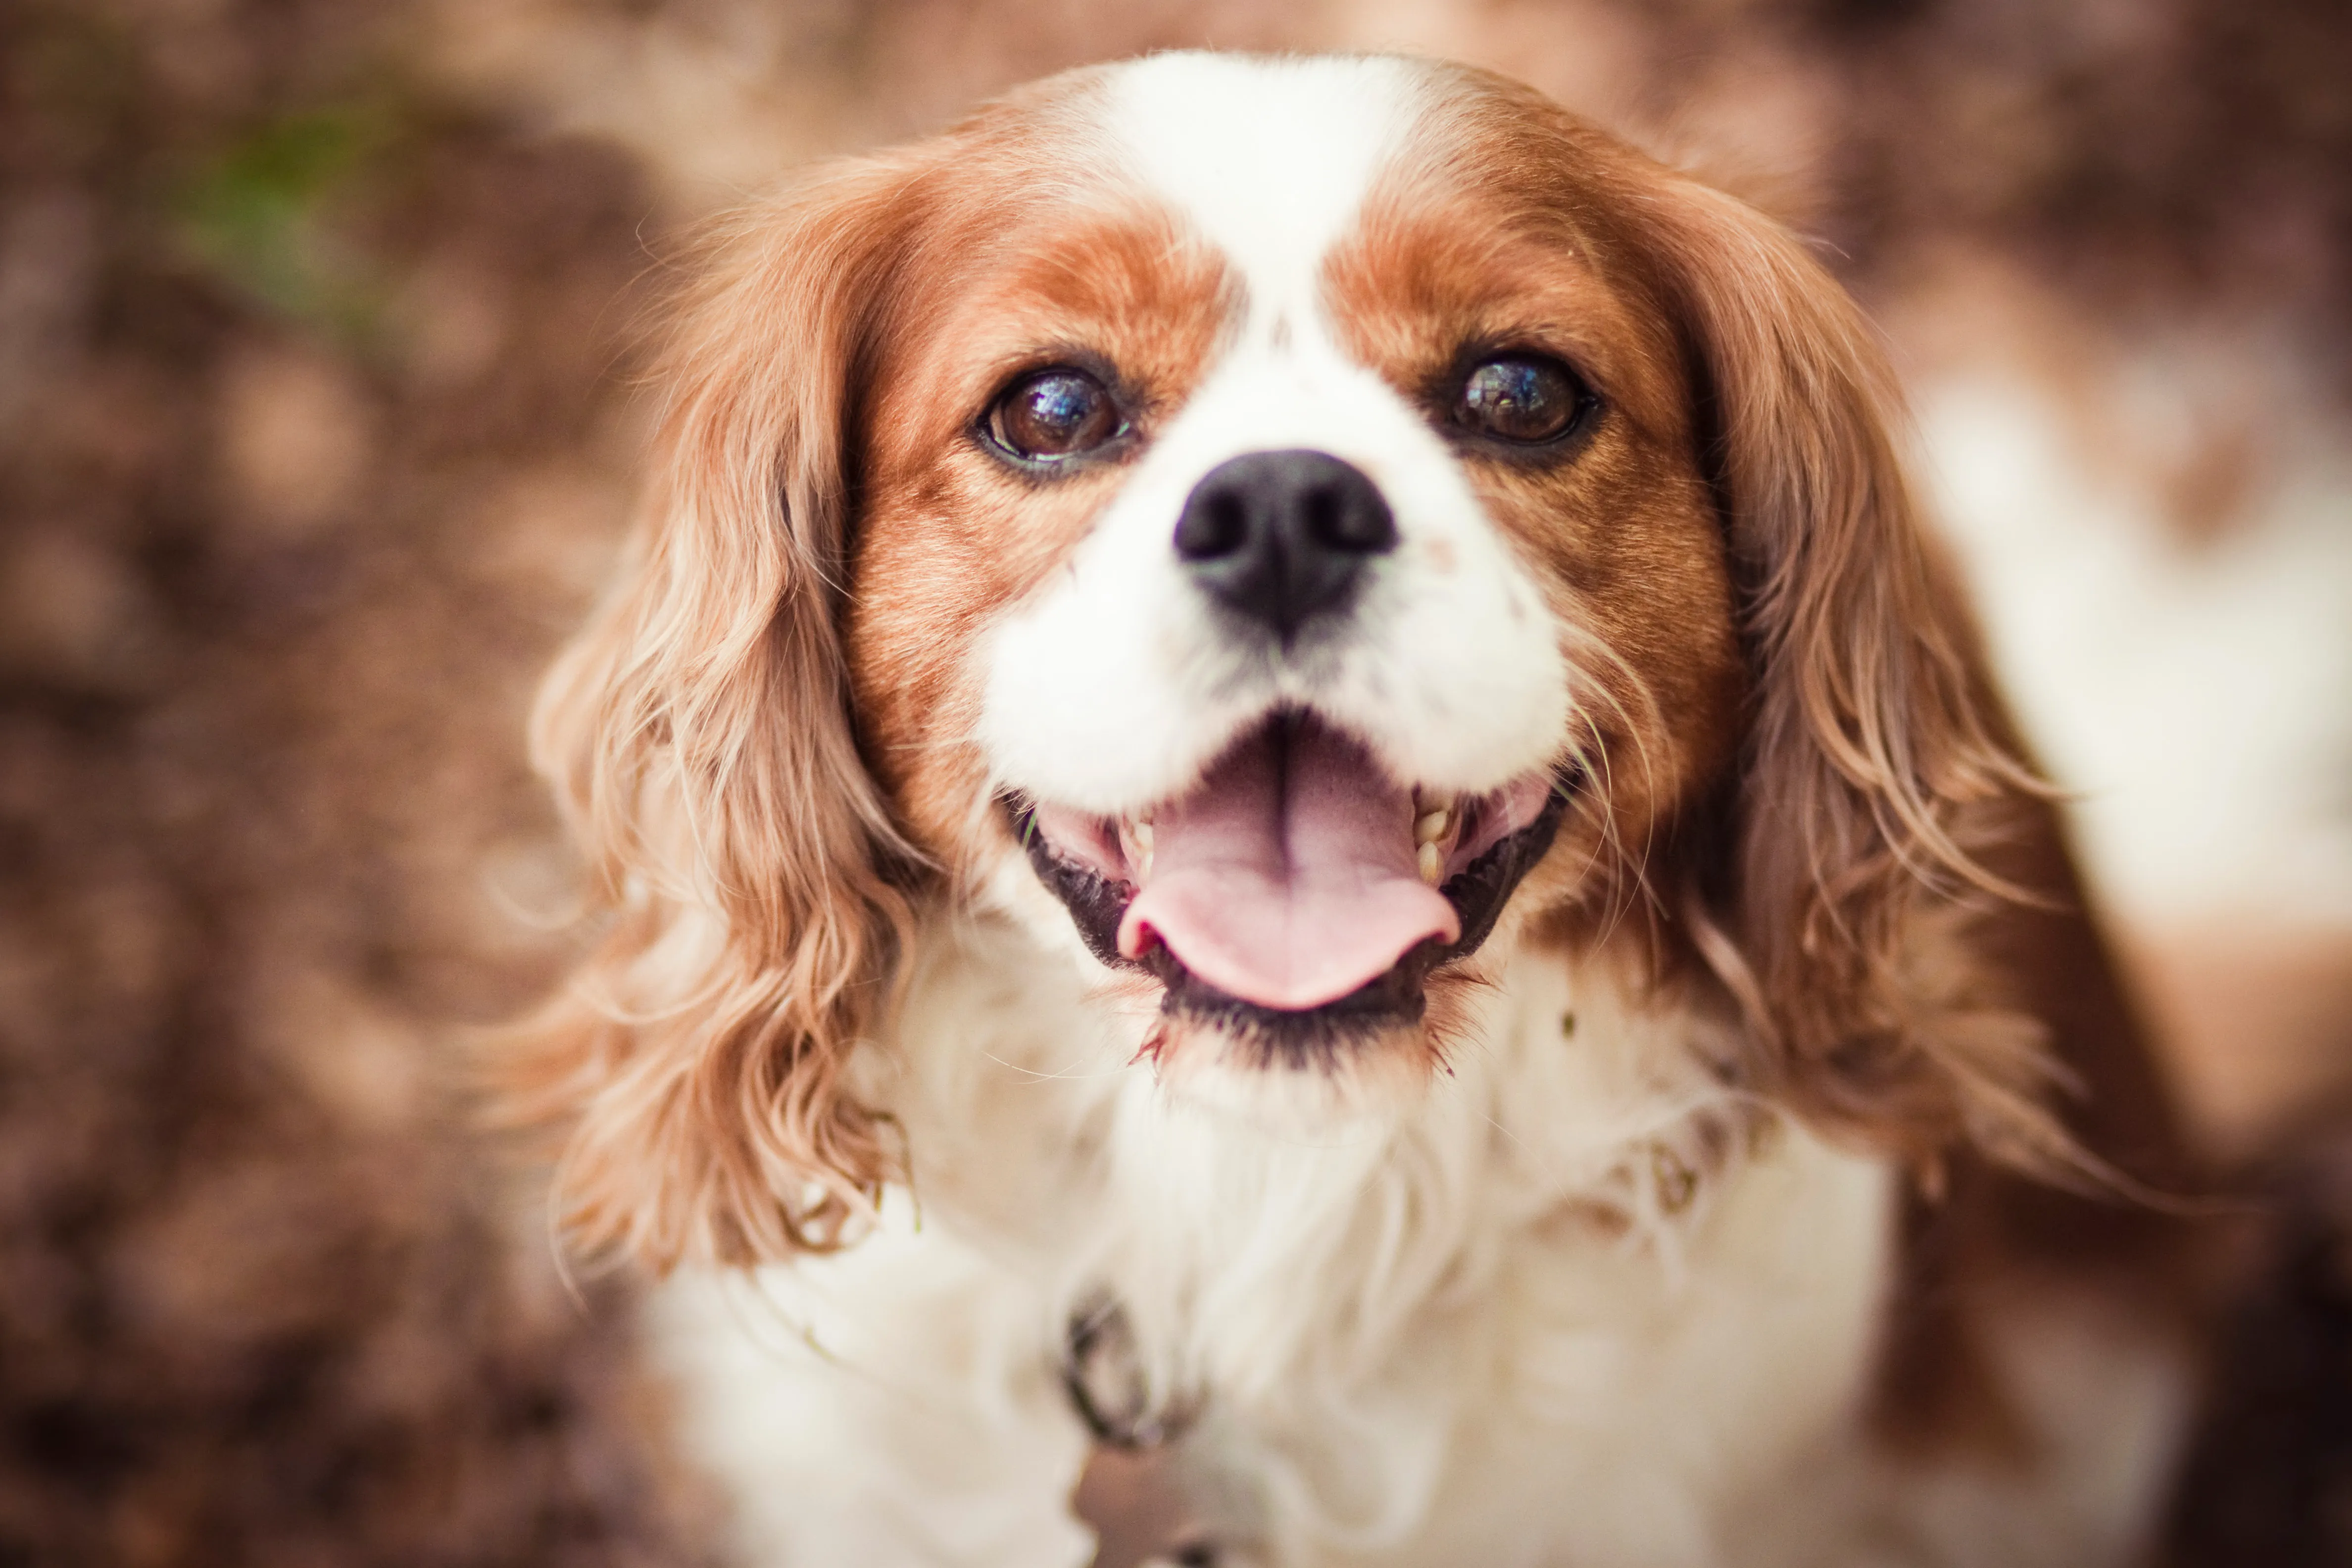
[
  {"xmin": 1131, "ymin": 1007, "xmax": 1452, "ymax": 1127},
  {"xmin": 1138, "ymin": 935, "xmax": 1441, "ymax": 1072}
]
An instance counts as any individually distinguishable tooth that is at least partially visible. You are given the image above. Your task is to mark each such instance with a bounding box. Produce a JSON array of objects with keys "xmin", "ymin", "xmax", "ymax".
[
  {"xmin": 1417, "ymin": 841, "xmax": 1443, "ymax": 885},
  {"xmin": 1414, "ymin": 809, "xmax": 1450, "ymax": 845},
  {"xmin": 1118, "ymin": 819, "xmax": 1155, "ymax": 884}
]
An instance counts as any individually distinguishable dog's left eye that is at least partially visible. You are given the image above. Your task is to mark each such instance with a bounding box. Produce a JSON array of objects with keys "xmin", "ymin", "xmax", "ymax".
[
  {"xmin": 985, "ymin": 368, "xmax": 1126, "ymax": 463},
  {"xmin": 1455, "ymin": 354, "xmax": 1590, "ymax": 445}
]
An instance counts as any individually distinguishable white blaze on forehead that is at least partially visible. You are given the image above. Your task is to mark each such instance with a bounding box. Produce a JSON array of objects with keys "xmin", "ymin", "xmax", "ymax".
[{"xmin": 1102, "ymin": 53, "xmax": 1428, "ymax": 326}]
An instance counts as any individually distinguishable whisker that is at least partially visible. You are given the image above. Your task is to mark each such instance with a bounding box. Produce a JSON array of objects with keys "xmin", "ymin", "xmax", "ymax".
[{"xmin": 980, "ymin": 1048, "xmax": 1130, "ymax": 1085}]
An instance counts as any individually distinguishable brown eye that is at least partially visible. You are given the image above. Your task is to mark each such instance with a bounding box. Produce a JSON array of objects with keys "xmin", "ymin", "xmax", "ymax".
[
  {"xmin": 1456, "ymin": 354, "xmax": 1589, "ymax": 445},
  {"xmin": 986, "ymin": 368, "xmax": 1125, "ymax": 463}
]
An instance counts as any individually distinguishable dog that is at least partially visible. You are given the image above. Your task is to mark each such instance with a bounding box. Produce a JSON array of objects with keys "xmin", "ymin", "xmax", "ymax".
[{"xmin": 507, "ymin": 52, "xmax": 2209, "ymax": 1567}]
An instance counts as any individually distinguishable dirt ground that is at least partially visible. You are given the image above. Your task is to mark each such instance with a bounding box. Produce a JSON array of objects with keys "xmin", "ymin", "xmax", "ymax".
[{"xmin": 0, "ymin": 0, "xmax": 2346, "ymax": 1563}]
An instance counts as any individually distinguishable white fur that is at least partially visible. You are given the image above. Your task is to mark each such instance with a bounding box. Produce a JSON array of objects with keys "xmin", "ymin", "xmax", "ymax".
[
  {"xmin": 657, "ymin": 915, "xmax": 1906, "ymax": 1567},
  {"xmin": 654, "ymin": 909, "xmax": 2187, "ymax": 1564},
  {"xmin": 651, "ymin": 1217, "xmax": 1095, "ymax": 1566}
]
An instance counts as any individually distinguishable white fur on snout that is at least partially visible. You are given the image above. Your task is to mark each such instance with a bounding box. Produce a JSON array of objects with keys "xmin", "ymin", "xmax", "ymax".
[{"xmin": 976, "ymin": 54, "xmax": 1569, "ymax": 815}]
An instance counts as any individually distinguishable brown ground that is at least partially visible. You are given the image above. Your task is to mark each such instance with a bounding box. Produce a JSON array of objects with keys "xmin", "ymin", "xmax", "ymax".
[
  {"xmin": 0, "ymin": 0, "xmax": 2345, "ymax": 1563},
  {"xmin": 0, "ymin": 3, "xmax": 709, "ymax": 1562}
]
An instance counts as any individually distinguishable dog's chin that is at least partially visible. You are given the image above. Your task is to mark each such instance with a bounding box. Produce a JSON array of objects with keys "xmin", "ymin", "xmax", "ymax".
[{"xmin": 1137, "ymin": 1006, "xmax": 1443, "ymax": 1129}]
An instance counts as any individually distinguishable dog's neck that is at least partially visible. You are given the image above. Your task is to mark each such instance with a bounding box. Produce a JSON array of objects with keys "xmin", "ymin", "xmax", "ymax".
[
  {"xmin": 885, "ymin": 915, "xmax": 1762, "ymax": 1415},
  {"xmin": 714, "ymin": 910, "xmax": 1900, "ymax": 1560}
]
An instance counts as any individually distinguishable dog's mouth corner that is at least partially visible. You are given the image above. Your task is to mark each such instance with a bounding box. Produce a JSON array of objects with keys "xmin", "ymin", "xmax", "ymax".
[{"xmin": 1007, "ymin": 712, "xmax": 1578, "ymax": 1064}]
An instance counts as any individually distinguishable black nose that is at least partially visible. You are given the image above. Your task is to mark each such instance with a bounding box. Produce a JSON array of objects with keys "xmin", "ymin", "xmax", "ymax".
[{"xmin": 1172, "ymin": 449, "xmax": 1398, "ymax": 640}]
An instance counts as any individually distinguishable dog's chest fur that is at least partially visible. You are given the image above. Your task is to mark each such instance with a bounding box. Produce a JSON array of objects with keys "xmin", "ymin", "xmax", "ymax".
[{"xmin": 648, "ymin": 921, "xmax": 1912, "ymax": 1567}]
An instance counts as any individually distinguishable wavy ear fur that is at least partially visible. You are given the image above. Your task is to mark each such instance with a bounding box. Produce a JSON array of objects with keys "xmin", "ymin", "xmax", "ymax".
[
  {"xmin": 501, "ymin": 156, "xmax": 927, "ymax": 1270},
  {"xmin": 1632, "ymin": 179, "xmax": 2086, "ymax": 1176}
]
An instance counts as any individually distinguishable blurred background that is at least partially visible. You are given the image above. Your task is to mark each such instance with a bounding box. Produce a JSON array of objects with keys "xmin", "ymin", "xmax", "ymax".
[{"xmin": 0, "ymin": 0, "xmax": 2346, "ymax": 1563}]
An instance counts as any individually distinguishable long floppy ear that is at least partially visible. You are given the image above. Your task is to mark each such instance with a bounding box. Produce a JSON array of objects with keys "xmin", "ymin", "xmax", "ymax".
[
  {"xmin": 500, "ymin": 156, "xmax": 928, "ymax": 1270},
  {"xmin": 1632, "ymin": 178, "xmax": 2086, "ymax": 1175}
]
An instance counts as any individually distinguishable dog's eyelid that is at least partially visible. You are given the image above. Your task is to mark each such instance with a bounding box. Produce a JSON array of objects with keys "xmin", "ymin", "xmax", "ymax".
[
  {"xmin": 1445, "ymin": 330, "xmax": 1612, "ymax": 394},
  {"xmin": 978, "ymin": 344, "xmax": 1131, "ymax": 403}
]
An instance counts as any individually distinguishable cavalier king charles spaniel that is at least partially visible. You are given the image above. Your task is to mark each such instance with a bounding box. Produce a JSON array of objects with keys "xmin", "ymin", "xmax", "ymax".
[{"xmin": 509, "ymin": 52, "xmax": 2206, "ymax": 1568}]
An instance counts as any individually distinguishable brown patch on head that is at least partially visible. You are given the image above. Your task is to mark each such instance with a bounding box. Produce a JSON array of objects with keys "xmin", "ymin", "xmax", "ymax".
[
  {"xmin": 497, "ymin": 72, "xmax": 1234, "ymax": 1268},
  {"xmin": 1322, "ymin": 85, "xmax": 1748, "ymax": 950},
  {"xmin": 846, "ymin": 194, "xmax": 1236, "ymax": 861}
]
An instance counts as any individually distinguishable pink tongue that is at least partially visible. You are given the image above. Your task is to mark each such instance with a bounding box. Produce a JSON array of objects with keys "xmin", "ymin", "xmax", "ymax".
[{"xmin": 1117, "ymin": 719, "xmax": 1461, "ymax": 1010}]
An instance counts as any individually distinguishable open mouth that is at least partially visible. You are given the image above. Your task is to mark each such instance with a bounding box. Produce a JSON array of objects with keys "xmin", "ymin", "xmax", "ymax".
[{"xmin": 1008, "ymin": 712, "xmax": 1577, "ymax": 1061}]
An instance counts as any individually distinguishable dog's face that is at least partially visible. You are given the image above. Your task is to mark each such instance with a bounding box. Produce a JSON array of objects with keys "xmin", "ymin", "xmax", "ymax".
[
  {"xmin": 522, "ymin": 54, "xmax": 2026, "ymax": 1260},
  {"xmin": 847, "ymin": 56, "xmax": 1742, "ymax": 1092}
]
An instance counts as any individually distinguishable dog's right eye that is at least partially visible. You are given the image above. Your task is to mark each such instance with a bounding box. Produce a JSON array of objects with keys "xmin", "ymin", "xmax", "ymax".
[
  {"xmin": 1454, "ymin": 353, "xmax": 1590, "ymax": 446},
  {"xmin": 985, "ymin": 368, "xmax": 1125, "ymax": 464}
]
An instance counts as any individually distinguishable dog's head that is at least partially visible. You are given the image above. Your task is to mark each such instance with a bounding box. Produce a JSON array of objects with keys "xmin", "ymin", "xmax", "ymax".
[{"xmin": 515, "ymin": 55, "xmax": 2036, "ymax": 1265}]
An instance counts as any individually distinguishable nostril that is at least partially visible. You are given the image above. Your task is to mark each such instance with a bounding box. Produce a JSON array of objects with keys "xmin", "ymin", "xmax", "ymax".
[
  {"xmin": 1175, "ymin": 491, "xmax": 1250, "ymax": 561},
  {"xmin": 1308, "ymin": 481, "xmax": 1396, "ymax": 554},
  {"xmin": 1302, "ymin": 488, "xmax": 1339, "ymax": 547}
]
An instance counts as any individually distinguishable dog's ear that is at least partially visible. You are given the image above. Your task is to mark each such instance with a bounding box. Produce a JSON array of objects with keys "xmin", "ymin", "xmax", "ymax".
[
  {"xmin": 501, "ymin": 157, "xmax": 928, "ymax": 1269},
  {"xmin": 1631, "ymin": 179, "xmax": 2075, "ymax": 1171}
]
